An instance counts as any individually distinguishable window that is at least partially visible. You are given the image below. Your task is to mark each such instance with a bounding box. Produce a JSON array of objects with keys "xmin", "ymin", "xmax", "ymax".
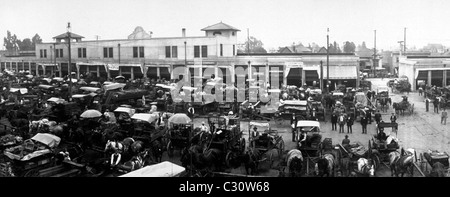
[
  {"xmin": 201, "ymin": 45, "xmax": 207, "ymax": 57},
  {"xmin": 56, "ymin": 49, "xmax": 63, "ymax": 58},
  {"xmin": 139, "ymin": 47, "xmax": 144, "ymax": 58},
  {"xmin": 233, "ymin": 45, "xmax": 235, "ymax": 56},
  {"xmin": 213, "ymin": 31, "xmax": 222, "ymax": 35},
  {"xmin": 104, "ymin": 47, "xmax": 113, "ymax": 58},
  {"xmin": 109, "ymin": 48, "xmax": 113, "ymax": 58},
  {"xmin": 232, "ymin": 32, "xmax": 235, "ymax": 36},
  {"xmin": 172, "ymin": 46, "xmax": 177, "ymax": 58},
  {"xmin": 133, "ymin": 47, "xmax": 138, "ymax": 58},
  {"xmin": 44, "ymin": 50, "xmax": 47, "ymax": 58},
  {"xmin": 104, "ymin": 48, "xmax": 108, "ymax": 58},
  {"xmin": 40, "ymin": 50, "xmax": 43, "ymax": 58},
  {"xmin": 194, "ymin": 46, "xmax": 200, "ymax": 58},
  {"xmin": 165, "ymin": 46, "xmax": 171, "ymax": 58},
  {"xmin": 220, "ymin": 44, "xmax": 223, "ymax": 56},
  {"xmin": 78, "ymin": 48, "xmax": 86, "ymax": 58}
]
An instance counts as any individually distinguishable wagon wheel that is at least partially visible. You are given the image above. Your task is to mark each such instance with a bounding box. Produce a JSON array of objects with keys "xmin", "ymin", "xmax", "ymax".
[
  {"xmin": 239, "ymin": 138, "xmax": 246, "ymax": 154},
  {"xmin": 225, "ymin": 151, "xmax": 236, "ymax": 168},
  {"xmin": 23, "ymin": 169, "xmax": 40, "ymax": 177},
  {"xmin": 371, "ymin": 154, "xmax": 381, "ymax": 170},
  {"xmin": 419, "ymin": 153, "xmax": 427, "ymax": 173},
  {"xmin": 202, "ymin": 106, "xmax": 208, "ymax": 115},
  {"xmin": 167, "ymin": 140, "xmax": 174, "ymax": 158},
  {"xmin": 277, "ymin": 139, "xmax": 285, "ymax": 159}
]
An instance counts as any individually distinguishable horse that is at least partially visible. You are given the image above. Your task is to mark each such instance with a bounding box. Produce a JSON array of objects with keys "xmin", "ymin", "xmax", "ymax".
[
  {"xmin": 389, "ymin": 148, "xmax": 414, "ymax": 177},
  {"xmin": 315, "ymin": 153, "xmax": 335, "ymax": 177},
  {"xmin": 287, "ymin": 149, "xmax": 303, "ymax": 177},
  {"xmin": 354, "ymin": 157, "xmax": 375, "ymax": 177},
  {"xmin": 429, "ymin": 162, "xmax": 446, "ymax": 177},
  {"xmin": 180, "ymin": 144, "xmax": 224, "ymax": 172},
  {"xmin": 240, "ymin": 147, "xmax": 261, "ymax": 175},
  {"xmin": 392, "ymin": 102, "xmax": 405, "ymax": 115},
  {"xmin": 104, "ymin": 137, "xmax": 136, "ymax": 167},
  {"xmin": 339, "ymin": 157, "xmax": 351, "ymax": 177},
  {"xmin": 121, "ymin": 150, "xmax": 149, "ymax": 172},
  {"xmin": 378, "ymin": 97, "xmax": 390, "ymax": 113}
]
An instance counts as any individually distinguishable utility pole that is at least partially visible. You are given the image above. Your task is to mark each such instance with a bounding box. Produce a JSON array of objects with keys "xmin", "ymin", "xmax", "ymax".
[
  {"xmin": 373, "ymin": 30, "xmax": 377, "ymax": 76},
  {"xmin": 320, "ymin": 60, "xmax": 324, "ymax": 91},
  {"xmin": 404, "ymin": 27, "xmax": 407, "ymax": 53},
  {"xmin": 326, "ymin": 28, "xmax": 329, "ymax": 93},
  {"xmin": 67, "ymin": 22, "xmax": 72, "ymax": 98},
  {"xmin": 118, "ymin": 43, "xmax": 121, "ymax": 64}
]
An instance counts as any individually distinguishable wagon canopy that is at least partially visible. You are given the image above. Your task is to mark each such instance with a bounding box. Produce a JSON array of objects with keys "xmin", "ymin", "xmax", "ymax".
[
  {"xmin": 104, "ymin": 83, "xmax": 126, "ymax": 91},
  {"xmin": 249, "ymin": 121, "xmax": 270, "ymax": 131},
  {"xmin": 296, "ymin": 120, "xmax": 321, "ymax": 130},
  {"xmin": 114, "ymin": 107, "xmax": 136, "ymax": 116},
  {"xmin": 38, "ymin": 84, "xmax": 54, "ymax": 89},
  {"xmin": 119, "ymin": 161, "xmax": 185, "ymax": 177},
  {"xmin": 80, "ymin": 86, "xmax": 101, "ymax": 92},
  {"xmin": 31, "ymin": 133, "xmax": 61, "ymax": 148},
  {"xmin": 9, "ymin": 88, "xmax": 28, "ymax": 94},
  {"xmin": 47, "ymin": 97, "xmax": 65, "ymax": 104},
  {"xmin": 131, "ymin": 113, "xmax": 158, "ymax": 123}
]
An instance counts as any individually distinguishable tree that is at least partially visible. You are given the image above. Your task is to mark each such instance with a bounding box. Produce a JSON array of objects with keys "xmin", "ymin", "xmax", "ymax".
[
  {"xmin": 237, "ymin": 36, "xmax": 267, "ymax": 54},
  {"xmin": 343, "ymin": 41, "xmax": 356, "ymax": 53},
  {"xmin": 18, "ymin": 38, "xmax": 33, "ymax": 51},
  {"xmin": 32, "ymin": 34, "xmax": 42, "ymax": 50},
  {"xmin": 3, "ymin": 31, "xmax": 19, "ymax": 52}
]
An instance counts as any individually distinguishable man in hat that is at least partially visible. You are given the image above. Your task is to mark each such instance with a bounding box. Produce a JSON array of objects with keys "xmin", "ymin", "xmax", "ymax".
[
  {"xmin": 374, "ymin": 110, "xmax": 382, "ymax": 125},
  {"xmin": 342, "ymin": 135, "xmax": 350, "ymax": 147},
  {"xmin": 346, "ymin": 115, "xmax": 353, "ymax": 134},
  {"xmin": 441, "ymin": 108, "xmax": 447, "ymax": 125},
  {"xmin": 331, "ymin": 112, "xmax": 338, "ymax": 131},
  {"xmin": 365, "ymin": 108, "xmax": 372, "ymax": 124},
  {"xmin": 425, "ymin": 97, "xmax": 430, "ymax": 112},
  {"xmin": 361, "ymin": 115, "xmax": 368, "ymax": 134}
]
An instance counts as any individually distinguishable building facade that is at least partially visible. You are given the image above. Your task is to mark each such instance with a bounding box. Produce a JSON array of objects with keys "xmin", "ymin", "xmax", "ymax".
[
  {"xmin": 0, "ymin": 22, "xmax": 359, "ymax": 91},
  {"xmin": 398, "ymin": 56, "xmax": 450, "ymax": 90}
]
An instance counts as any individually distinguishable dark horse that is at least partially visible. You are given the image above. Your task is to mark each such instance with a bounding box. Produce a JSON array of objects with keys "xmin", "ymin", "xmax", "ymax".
[
  {"xmin": 240, "ymin": 147, "xmax": 261, "ymax": 175},
  {"xmin": 378, "ymin": 97, "xmax": 391, "ymax": 113},
  {"xmin": 286, "ymin": 149, "xmax": 303, "ymax": 177},
  {"xmin": 429, "ymin": 162, "xmax": 446, "ymax": 177},
  {"xmin": 180, "ymin": 144, "xmax": 223, "ymax": 173},
  {"xmin": 393, "ymin": 102, "xmax": 407, "ymax": 115},
  {"xmin": 315, "ymin": 153, "xmax": 335, "ymax": 177},
  {"xmin": 388, "ymin": 148, "xmax": 414, "ymax": 177}
]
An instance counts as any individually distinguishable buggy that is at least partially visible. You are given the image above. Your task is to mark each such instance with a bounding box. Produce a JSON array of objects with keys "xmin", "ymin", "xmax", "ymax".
[
  {"xmin": 248, "ymin": 120, "xmax": 285, "ymax": 169},
  {"xmin": 370, "ymin": 122, "xmax": 400, "ymax": 169},
  {"xmin": 279, "ymin": 100, "xmax": 311, "ymax": 120},
  {"xmin": 165, "ymin": 123, "xmax": 194, "ymax": 157},
  {"xmin": 206, "ymin": 115, "xmax": 246, "ymax": 167}
]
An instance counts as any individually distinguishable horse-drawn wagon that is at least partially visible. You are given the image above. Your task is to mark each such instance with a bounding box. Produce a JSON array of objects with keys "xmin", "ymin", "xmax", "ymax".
[
  {"xmin": 248, "ymin": 120, "xmax": 285, "ymax": 169},
  {"xmin": 204, "ymin": 114, "xmax": 246, "ymax": 168},
  {"xmin": 165, "ymin": 113, "xmax": 194, "ymax": 157},
  {"xmin": 0, "ymin": 133, "xmax": 82, "ymax": 177}
]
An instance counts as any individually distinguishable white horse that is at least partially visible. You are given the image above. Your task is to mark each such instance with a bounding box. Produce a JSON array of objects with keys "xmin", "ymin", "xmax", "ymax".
[{"xmin": 355, "ymin": 158, "xmax": 375, "ymax": 177}]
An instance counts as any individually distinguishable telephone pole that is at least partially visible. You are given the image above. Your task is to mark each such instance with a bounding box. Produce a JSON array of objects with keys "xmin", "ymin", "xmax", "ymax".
[
  {"xmin": 326, "ymin": 28, "xmax": 329, "ymax": 92},
  {"xmin": 404, "ymin": 27, "xmax": 407, "ymax": 53},
  {"xmin": 67, "ymin": 22, "xmax": 72, "ymax": 97},
  {"xmin": 373, "ymin": 30, "xmax": 377, "ymax": 75},
  {"xmin": 247, "ymin": 28, "xmax": 250, "ymax": 55}
]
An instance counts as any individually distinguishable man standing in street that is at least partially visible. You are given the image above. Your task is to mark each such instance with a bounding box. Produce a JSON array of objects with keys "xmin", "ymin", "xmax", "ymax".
[
  {"xmin": 331, "ymin": 112, "xmax": 338, "ymax": 131},
  {"xmin": 425, "ymin": 97, "xmax": 430, "ymax": 112},
  {"xmin": 346, "ymin": 115, "xmax": 353, "ymax": 134},
  {"xmin": 390, "ymin": 113, "xmax": 397, "ymax": 123},
  {"xmin": 434, "ymin": 99, "xmax": 439, "ymax": 114},
  {"xmin": 441, "ymin": 109, "xmax": 448, "ymax": 125},
  {"xmin": 374, "ymin": 110, "xmax": 382, "ymax": 125},
  {"xmin": 361, "ymin": 116, "xmax": 368, "ymax": 134},
  {"xmin": 338, "ymin": 113, "xmax": 346, "ymax": 133}
]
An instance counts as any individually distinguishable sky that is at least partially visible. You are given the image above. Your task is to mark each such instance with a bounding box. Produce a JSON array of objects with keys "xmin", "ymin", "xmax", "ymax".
[{"xmin": 1, "ymin": 0, "xmax": 450, "ymax": 51}]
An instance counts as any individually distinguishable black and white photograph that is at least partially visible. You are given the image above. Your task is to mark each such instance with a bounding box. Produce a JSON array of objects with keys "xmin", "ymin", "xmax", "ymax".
[{"xmin": 0, "ymin": 0, "xmax": 449, "ymax": 185}]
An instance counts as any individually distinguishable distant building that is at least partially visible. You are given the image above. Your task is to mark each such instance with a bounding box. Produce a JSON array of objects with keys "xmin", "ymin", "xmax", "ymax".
[{"xmin": 398, "ymin": 55, "xmax": 450, "ymax": 90}]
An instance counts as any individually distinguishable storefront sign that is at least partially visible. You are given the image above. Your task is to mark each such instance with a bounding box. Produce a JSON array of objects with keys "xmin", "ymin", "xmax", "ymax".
[{"xmin": 107, "ymin": 64, "xmax": 119, "ymax": 70}]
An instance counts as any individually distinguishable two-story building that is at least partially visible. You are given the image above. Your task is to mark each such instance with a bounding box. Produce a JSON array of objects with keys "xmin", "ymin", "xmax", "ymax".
[
  {"xmin": 398, "ymin": 55, "xmax": 450, "ymax": 90},
  {"xmin": 0, "ymin": 22, "xmax": 359, "ymax": 91}
]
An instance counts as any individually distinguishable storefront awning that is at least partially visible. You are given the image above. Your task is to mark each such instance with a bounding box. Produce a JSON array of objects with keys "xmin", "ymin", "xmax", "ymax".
[{"xmin": 415, "ymin": 68, "xmax": 450, "ymax": 79}]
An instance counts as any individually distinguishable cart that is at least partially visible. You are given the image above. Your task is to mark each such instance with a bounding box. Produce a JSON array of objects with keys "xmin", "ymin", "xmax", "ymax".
[
  {"xmin": 421, "ymin": 150, "xmax": 450, "ymax": 177},
  {"xmin": 248, "ymin": 120, "xmax": 285, "ymax": 169}
]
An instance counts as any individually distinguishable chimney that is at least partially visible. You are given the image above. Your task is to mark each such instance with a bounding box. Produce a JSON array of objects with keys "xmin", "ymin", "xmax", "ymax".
[{"xmin": 182, "ymin": 28, "xmax": 186, "ymax": 37}]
